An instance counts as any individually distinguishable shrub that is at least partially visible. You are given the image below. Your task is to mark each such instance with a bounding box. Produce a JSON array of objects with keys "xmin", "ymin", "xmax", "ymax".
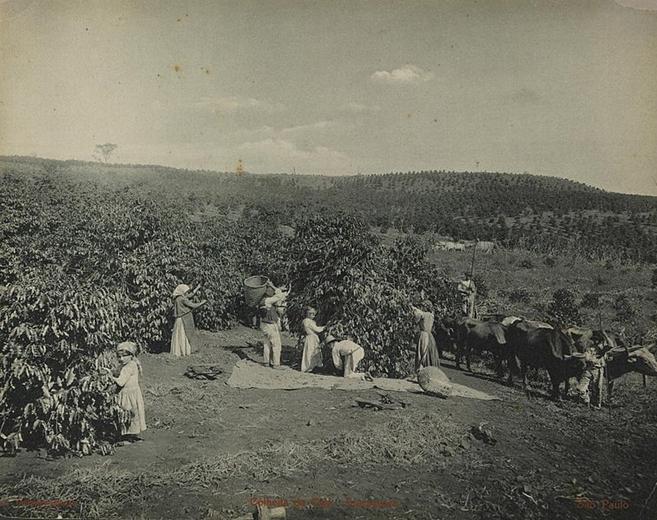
[
  {"xmin": 547, "ymin": 288, "xmax": 582, "ymax": 326},
  {"xmin": 580, "ymin": 292, "xmax": 601, "ymax": 309},
  {"xmin": 505, "ymin": 288, "xmax": 531, "ymax": 304},
  {"xmin": 613, "ymin": 294, "xmax": 636, "ymax": 322},
  {"xmin": 284, "ymin": 214, "xmax": 459, "ymax": 378},
  {"xmin": 519, "ymin": 258, "xmax": 534, "ymax": 269},
  {"xmin": 0, "ymin": 280, "xmax": 130, "ymax": 455}
]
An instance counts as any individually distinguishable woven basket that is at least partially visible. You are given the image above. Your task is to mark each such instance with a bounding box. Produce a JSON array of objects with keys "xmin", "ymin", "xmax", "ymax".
[{"xmin": 244, "ymin": 275, "xmax": 269, "ymax": 307}]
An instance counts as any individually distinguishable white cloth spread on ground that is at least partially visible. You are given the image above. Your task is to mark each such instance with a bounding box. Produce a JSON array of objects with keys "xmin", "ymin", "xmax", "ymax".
[{"xmin": 226, "ymin": 359, "xmax": 499, "ymax": 400}]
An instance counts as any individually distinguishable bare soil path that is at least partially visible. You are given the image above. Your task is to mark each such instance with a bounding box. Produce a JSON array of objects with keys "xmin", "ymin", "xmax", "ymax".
[{"xmin": 1, "ymin": 326, "xmax": 655, "ymax": 520}]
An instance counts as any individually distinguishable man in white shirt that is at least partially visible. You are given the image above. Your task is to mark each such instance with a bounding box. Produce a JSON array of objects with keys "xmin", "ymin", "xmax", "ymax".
[
  {"xmin": 324, "ymin": 335, "xmax": 370, "ymax": 380},
  {"xmin": 259, "ymin": 283, "xmax": 289, "ymax": 369},
  {"xmin": 457, "ymin": 272, "xmax": 477, "ymax": 318}
]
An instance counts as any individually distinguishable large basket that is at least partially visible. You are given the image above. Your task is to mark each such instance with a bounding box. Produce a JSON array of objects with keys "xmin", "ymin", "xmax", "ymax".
[{"xmin": 244, "ymin": 275, "xmax": 270, "ymax": 307}]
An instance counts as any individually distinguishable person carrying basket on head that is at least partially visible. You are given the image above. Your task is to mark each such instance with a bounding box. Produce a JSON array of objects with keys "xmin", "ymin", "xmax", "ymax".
[{"xmin": 259, "ymin": 281, "xmax": 289, "ymax": 369}]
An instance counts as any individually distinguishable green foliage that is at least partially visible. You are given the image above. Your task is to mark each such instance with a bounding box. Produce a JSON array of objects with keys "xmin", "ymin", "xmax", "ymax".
[
  {"xmin": 472, "ymin": 274, "xmax": 488, "ymax": 299},
  {"xmin": 0, "ymin": 174, "xmax": 269, "ymax": 453},
  {"xmin": 580, "ymin": 292, "xmax": 601, "ymax": 309},
  {"xmin": 547, "ymin": 288, "xmax": 582, "ymax": 326},
  {"xmin": 285, "ymin": 215, "xmax": 458, "ymax": 377},
  {"xmin": 613, "ymin": 294, "xmax": 636, "ymax": 322},
  {"xmin": 504, "ymin": 288, "xmax": 531, "ymax": 304},
  {"xmin": 1, "ymin": 171, "xmax": 464, "ymax": 452},
  {"xmin": 518, "ymin": 258, "xmax": 535, "ymax": 269},
  {"xmin": 0, "ymin": 281, "xmax": 130, "ymax": 455}
]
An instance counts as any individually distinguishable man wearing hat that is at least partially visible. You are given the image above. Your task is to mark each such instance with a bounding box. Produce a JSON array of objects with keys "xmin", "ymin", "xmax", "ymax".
[
  {"xmin": 457, "ymin": 272, "xmax": 477, "ymax": 318},
  {"xmin": 324, "ymin": 335, "xmax": 370, "ymax": 380},
  {"xmin": 259, "ymin": 282, "xmax": 289, "ymax": 369}
]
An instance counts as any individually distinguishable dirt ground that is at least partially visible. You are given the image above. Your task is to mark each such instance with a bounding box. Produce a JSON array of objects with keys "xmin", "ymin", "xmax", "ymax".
[{"xmin": 1, "ymin": 326, "xmax": 656, "ymax": 520}]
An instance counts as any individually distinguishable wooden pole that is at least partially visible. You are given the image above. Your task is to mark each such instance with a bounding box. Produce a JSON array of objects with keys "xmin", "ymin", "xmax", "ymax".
[
  {"xmin": 470, "ymin": 239, "xmax": 478, "ymax": 279},
  {"xmin": 469, "ymin": 239, "xmax": 478, "ymax": 318}
]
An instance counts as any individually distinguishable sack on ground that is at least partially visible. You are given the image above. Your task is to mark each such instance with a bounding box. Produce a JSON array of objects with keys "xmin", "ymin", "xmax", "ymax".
[{"xmin": 417, "ymin": 366, "xmax": 452, "ymax": 398}]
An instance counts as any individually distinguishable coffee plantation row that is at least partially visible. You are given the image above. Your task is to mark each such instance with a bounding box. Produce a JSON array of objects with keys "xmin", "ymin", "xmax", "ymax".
[{"xmin": 0, "ymin": 171, "xmax": 460, "ymax": 454}]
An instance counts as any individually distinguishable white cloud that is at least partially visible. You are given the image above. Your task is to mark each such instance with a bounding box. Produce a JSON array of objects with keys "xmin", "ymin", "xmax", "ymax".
[
  {"xmin": 192, "ymin": 96, "xmax": 285, "ymax": 113},
  {"xmin": 280, "ymin": 120, "xmax": 338, "ymax": 135},
  {"xmin": 236, "ymin": 138, "xmax": 351, "ymax": 175},
  {"xmin": 340, "ymin": 102, "xmax": 381, "ymax": 113},
  {"xmin": 228, "ymin": 120, "xmax": 342, "ymax": 142},
  {"xmin": 370, "ymin": 64, "xmax": 434, "ymax": 84},
  {"xmin": 614, "ymin": 0, "xmax": 657, "ymax": 11}
]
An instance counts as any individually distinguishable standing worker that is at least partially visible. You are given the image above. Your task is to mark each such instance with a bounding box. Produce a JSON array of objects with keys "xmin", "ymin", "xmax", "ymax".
[
  {"xmin": 171, "ymin": 284, "xmax": 207, "ymax": 357},
  {"xmin": 301, "ymin": 306, "xmax": 325, "ymax": 372},
  {"xmin": 259, "ymin": 282, "xmax": 289, "ymax": 369},
  {"xmin": 411, "ymin": 301, "xmax": 441, "ymax": 371},
  {"xmin": 103, "ymin": 341, "xmax": 146, "ymax": 442},
  {"xmin": 457, "ymin": 272, "xmax": 477, "ymax": 318}
]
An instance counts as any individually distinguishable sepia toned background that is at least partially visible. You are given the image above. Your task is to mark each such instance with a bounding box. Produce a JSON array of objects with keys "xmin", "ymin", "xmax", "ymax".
[{"xmin": 1, "ymin": 0, "xmax": 656, "ymax": 193}]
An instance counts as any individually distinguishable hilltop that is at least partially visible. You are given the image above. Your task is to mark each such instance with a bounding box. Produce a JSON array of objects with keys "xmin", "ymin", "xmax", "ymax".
[{"xmin": 2, "ymin": 155, "xmax": 657, "ymax": 262}]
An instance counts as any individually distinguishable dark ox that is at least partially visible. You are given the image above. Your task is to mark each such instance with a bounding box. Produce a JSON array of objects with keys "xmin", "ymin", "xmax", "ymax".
[
  {"xmin": 454, "ymin": 318, "xmax": 509, "ymax": 378},
  {"xmin": 434, "ymin": 319, "xmax": 457, "ymax": 360},
  {"xmin": 507, "ymin": 320, "xmax": 587, "ymax": 400},
  {"xmin": 601, "ymin": 345, "xmax": 657, "ymax": 405},
  {"xmin": 566, "ymin": 327, "xmax": 619, "ymax": 353}
]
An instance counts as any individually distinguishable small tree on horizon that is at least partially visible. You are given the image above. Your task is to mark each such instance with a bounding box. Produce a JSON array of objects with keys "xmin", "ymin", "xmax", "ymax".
[{"xmin": 94, "ymin": 143, "xmax": 118, "ymax": 163}]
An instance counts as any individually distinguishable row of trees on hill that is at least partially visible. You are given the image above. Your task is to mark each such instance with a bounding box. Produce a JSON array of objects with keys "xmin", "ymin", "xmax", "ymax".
[{"xmin": 2, "ymin": 157, "xmax": 657, "ymax": 263}]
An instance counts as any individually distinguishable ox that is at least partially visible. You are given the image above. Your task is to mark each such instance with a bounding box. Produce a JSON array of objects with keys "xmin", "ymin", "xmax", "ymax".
[
  {"xmin": 506, "ymin": 319, "xmax": 588, "ymax": 400},
  {"xmin": 566, "ymin": 327, "xmax": 619, "ymax": 353},
  {"xmin": 585, "ymin": 345, "xmax": 657, "ymax": 407},
  {"xmin": 454, "ymin": 318, "xmax": 510, "ymax": 378}
]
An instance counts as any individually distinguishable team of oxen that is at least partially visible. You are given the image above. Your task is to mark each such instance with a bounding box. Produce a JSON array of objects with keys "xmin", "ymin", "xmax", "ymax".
[{"xmin": 435, "ymin": 316, "xmax": 657, "ymax": 406}]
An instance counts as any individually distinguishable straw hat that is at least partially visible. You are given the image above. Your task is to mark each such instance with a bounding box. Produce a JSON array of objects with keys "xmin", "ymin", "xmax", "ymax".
[{"xmin": 324, "ymin": 334, "xmax": 337, "ymax": 345}]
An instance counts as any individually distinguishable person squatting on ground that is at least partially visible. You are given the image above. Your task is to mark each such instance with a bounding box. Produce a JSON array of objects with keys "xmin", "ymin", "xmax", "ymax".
[
  {"xmin": 103, "ymin": 341, "xmax": 146, "ymax": 442},
  {"xmin": 259, "ymin": 282, "xmax": 289, "ymax": 369},
  {"xmin": 412, "ymin": 301, "xmax": 441, "ymax": 371},
  {"xmin": 301, "ymin": 306, "xmax": 325, "ymax": 372},
  {"xmin": 171, "ymin": 284, "xmax": 207, "ymax": 357},
  {"xmin": 325, "ymin": 335, "xmax": 372, "ymax": 380}
]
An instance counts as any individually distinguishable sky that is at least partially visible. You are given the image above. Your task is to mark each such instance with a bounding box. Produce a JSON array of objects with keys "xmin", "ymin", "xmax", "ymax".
[{"xmin": 1, "ymin": 0, "xmax": 656, "ymax": 195}]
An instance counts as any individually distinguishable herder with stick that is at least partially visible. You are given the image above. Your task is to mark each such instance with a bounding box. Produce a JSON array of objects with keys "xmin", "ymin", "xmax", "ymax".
[{"xmin": 458, "ymin": 241, "xmax": 478, "ymax": 318}]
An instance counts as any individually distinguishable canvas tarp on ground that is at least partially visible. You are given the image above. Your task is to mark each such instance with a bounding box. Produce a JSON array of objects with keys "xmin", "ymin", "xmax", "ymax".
[{"xmin": 226, "ymin": 359, "xmax": 499, "ymax": 401}]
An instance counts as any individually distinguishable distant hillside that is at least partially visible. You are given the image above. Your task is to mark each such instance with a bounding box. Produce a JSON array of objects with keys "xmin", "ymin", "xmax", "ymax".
[{"xmin": 2, "ymin": 155, "xmax": 657, "ymax": 263}]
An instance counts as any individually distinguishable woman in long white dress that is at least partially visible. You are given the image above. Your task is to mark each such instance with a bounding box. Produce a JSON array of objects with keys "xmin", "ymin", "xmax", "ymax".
[
  {"xmin": 170, "ymin": 284, "xmax": 206, "ymax": 357},
  {"xmin": 103, "ymin": 341, "xmax": 146, "ymax": 441},
  {"xmin": 301, "ymin": 307, "xmax": 325, "ymax": 372}
]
